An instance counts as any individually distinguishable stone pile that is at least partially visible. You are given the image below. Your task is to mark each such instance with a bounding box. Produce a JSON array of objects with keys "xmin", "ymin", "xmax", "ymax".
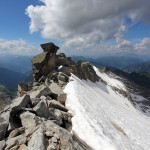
[{"xmin": 0, "ymin": 42, "xmax": 98, "ymax": 150}]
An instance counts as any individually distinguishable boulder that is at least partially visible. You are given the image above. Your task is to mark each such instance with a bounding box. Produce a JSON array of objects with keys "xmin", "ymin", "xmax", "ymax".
[
  {"xmin": 28, "ymin": 127, "xmax": 46, "ymax": 150},
  {"xmin": 11, "ymin": 95, "xmax": 31, "ymax": 114},
  {"xmin": 48, "ymin": 100, "xmax": 68, "ymax": 112},
  {"xmin": 5, "ymin": 134, "xmax": 27, "ymax": 149},
  {"xmin": 20, "ymin": 111, "xmax": 43, "ymax": 128},
  {"xmin": 40, "ymin": 42, "xmax": 59, "ymax": 53},
  {"xmin": 33, "ymin": 101, "xmax": 54, "ymax": 119},
  {"xmin": 36, "ymin": 86, "xmax": 52, "ymax": 98},
  {"xmin": 49, "ymin": 81, "xmax": 64, "ymax": 96},
  {"xmin": 76, "ymin": 61, "xmax": 99, "ymax": 82}
]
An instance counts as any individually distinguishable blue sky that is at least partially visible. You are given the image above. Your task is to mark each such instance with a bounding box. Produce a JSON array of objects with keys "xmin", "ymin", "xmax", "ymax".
[{"xmin": 0, "ymin": 0, "xmax": 150, "ymax": 57}]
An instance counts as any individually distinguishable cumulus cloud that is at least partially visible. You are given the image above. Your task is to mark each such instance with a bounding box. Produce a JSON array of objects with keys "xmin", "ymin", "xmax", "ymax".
[
  {"xmin": 0, "ymin": 39, "xmax": 39, "ymax": 56},
  {"xmin": 26, "ymin": 0, "xmax": 150, "ymax": 56}
]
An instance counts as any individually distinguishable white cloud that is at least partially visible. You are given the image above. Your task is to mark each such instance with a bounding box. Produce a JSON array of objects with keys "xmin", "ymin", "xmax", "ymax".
[
  {"xmin": 135, "ymin": 38, "xmax": 150, "ymax": 52},
  {"xmin": 26, "ymin": 0, "xmax": 150, "ymax": 56},
  {"xmin": 0, "ymin": 39, "xmax": 39, "ymax": 56}
]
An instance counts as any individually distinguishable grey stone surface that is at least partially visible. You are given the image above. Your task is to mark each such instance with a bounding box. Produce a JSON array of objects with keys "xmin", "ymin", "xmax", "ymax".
[
  {"xmin": 0, "ymin": 140, "xmax": 5, "ymax": 150},
  {"xmin": 5, "ymin": 134, "xmax": 27, "ymax": 149},
  {"xmin": 33, "ymin": 101, "xmax": 54, "ymax": 119},
  {"xmin": 28, "ymin": 127, "xmax": 45, "ymax": 150},
  {"xmin": 20, "ymin": 111, "xmax": 42, "ymax": 128}
]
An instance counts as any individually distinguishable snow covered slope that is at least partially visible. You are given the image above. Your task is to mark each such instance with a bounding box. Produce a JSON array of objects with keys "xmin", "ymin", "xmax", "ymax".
[{"xmin": 64, "ymin": 66, "xmax": 150, "ymax": 150}]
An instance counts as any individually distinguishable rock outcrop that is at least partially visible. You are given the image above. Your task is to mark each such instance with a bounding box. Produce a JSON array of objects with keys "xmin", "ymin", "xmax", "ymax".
[{"xmin": 0, "ymin": 42, "xmax": 97, "ymax": 150}]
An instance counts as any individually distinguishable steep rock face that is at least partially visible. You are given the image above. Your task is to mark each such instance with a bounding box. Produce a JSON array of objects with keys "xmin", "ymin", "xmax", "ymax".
[
  {"xmin": 32, "ymin": 42, "xmax": 99, "ymax": 83},
  {"xmin": 32, "ymin": 42, "xmax": 59, "ymax": 82}
]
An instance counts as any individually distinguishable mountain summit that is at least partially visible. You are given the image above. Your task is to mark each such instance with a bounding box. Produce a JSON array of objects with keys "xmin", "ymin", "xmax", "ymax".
[{"xmin": 0, "ymin": 43, "xmax": 150, "ymax": 150}]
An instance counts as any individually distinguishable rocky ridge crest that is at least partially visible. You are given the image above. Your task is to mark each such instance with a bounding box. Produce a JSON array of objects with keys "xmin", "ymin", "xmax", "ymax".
[{"xmin": 0, "ymin": 42, "xmax": 98, "ymax": 150}]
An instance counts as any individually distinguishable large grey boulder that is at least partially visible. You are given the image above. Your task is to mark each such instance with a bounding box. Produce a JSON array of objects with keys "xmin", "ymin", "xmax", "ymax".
[
  {"xmin": 20, "ymin": 111, "xmax": 43, "ymax": 128},
  {"xmin": 33, "ymin": 101, "xmax": 54, "ymax": 119},
  {"xmin": 11, "ymin": 95, "xmax": 31, "ymax": 113},
  {"xmin": 28, "ymin": 127, "xmax": 45, "ymax": 150},
  {"xmin": 33, "ymin": 101, "xmax": 62, "ymax": 125}
]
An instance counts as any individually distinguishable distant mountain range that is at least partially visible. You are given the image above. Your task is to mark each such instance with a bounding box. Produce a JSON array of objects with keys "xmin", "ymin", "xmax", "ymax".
[
  {"xmin": 72, "ymin": 55, "xmax": 145, "ymax": 69},
  {"xmin": 0, "ymin": 55, "xmax": 33, "ymax": 89},
  {"xmin": 0, "ymin": 55, "xmax": 32, "ymax": 74},
  {"xmin": 124, "ymin": 61, "xmax": 150, "ymax": 73}
]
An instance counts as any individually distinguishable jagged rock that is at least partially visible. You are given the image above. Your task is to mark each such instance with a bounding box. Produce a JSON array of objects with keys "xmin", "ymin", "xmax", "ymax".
[
  {"xmin": 76, "ymin": 61, "xmax": 99, "ymax": 82},
  {"xmin": 20, "ymin": 111, "xmax": 43, "ymax": 128},
  {"xmin": 28, "ymin": 127, "xmax": 46, "ymax": 150},
  {"xmin": 5, "ymin": 134, "xmax": 27, "ymax": 149},
  {"xmin": 36, "ymin": 86, "xmax": 52, "ymax": 98},
  {"xmin": 0, "ymin": 140, "xmax": 5, "ymax": 150},
  {"xmin": 11, "ymin": 95, "xmax": 31, "ymax": 114},
  {"xmin": 33, "ymin": 101, "xmax": 62, "ymax": 125},
  {"xmin": 32, "ymin": 43, "xmax": 59, "ymax": 81},
  {"xmin": 41, "ymin": 42, "xmax": 59, "ymax": 53},
  {"xmin": 48, "ymin": 100, "xmax": 68, "ymax": 112},
  {"xmin": 8, "ymin": 127, "xmax": 25, "ymax": 138},
  {"xmin": 33, "ymin": 101, "xmax": 54, "ymax": 119},
  {"xmin": 58, "ymin": 94, "xmax": 67, "ymax": 105},
  {"xmin": 49, "ymin": 81, "xmax": 64, "ymax": 96}
]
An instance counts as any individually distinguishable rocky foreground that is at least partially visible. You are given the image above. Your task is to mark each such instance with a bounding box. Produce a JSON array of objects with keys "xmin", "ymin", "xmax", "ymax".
[{"xmin": 0, "ymin": 43, "xmax": 99, "ymax": 150}]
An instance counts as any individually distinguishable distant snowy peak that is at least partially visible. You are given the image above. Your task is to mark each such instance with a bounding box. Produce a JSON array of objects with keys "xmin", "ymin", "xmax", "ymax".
[{"xmin": 64, "ymin": 66, "xmax": 150, "ymax": 150}]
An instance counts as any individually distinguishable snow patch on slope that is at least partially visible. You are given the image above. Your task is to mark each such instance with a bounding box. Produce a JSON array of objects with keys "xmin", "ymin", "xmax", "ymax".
[
  {"xmin": 93, "ymin": 66, "xmax": 126, "ymax": 91},
  {"xmin": 64, "ymin": 67, "xmax": 150, "ymax": 150}
]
